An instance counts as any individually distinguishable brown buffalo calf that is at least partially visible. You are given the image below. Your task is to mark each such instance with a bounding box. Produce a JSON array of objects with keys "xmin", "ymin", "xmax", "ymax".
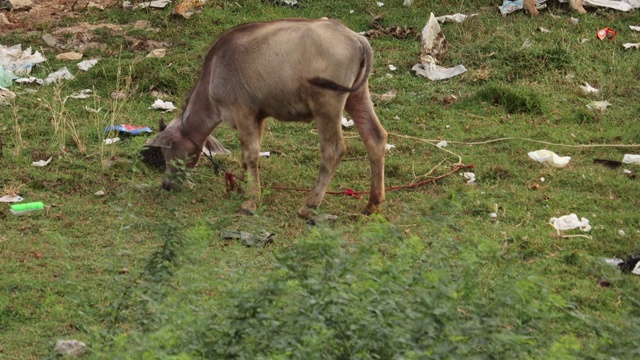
[{"xmin": 144, "ymin": 18, "xmax": 387, "ymax": 220}]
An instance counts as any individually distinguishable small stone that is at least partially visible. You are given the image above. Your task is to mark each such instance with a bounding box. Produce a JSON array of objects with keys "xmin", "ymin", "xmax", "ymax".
[
  {"xmin": 618, "ymin": 229, "xmax": 626, "ymax": 236},
  {"xmin": 7, "ymin": 0, "xmax": 33, "ymax": 10},
  {"xmin": 54, "ymin": 339, "xmax": 86, "ymax": 357},
  {"xmin": 0, "ymin": 13, "xmax": 10, "ymax": 26}
]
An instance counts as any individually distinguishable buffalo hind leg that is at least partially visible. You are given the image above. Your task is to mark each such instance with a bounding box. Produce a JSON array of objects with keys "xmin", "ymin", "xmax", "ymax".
[
  {"xmin": 524, "ymin": 0, "xmax": 539, "ymax": 16},
  {"xmin": 238, "ymin": 116, "xmax": 267, "ymax": 214},
  {"xmin": 345, "ymin": 83, "xmax": 387, "ymax": 215},
  {"xmin": 297, "ymin": 113, "xmax": 347, "ymax": 219},
  {"xmin": 569, "ymin": 0, "xmax": 587, "ymax": 13}
]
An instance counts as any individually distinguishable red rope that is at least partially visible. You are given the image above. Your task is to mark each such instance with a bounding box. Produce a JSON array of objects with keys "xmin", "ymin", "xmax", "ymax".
[{"xmin": 269, "ymin": 163, "xmax": 475, "ymax": 197}]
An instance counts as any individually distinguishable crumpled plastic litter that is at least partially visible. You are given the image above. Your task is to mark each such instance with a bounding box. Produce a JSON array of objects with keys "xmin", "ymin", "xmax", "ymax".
[
  {"xmin": 220, "ymin": 230, "xmax": 276, "ymax": 247},
  {"xmin": 631, "ymin": 26, "xmax": 640, "ymax": 31},
  {"xmin": 462, "ymin": 172, "xmax": 476, "ymax": 184},
  {"xmin": 105, "ymin": 124, "xmax": 153, "ymax": 135},
  {"xmin": 528, "ymin": 149, "xmax": 571, "ymax": 168},
  {"xmin": 43, "ymin": 67, "xmax": 75, "ymax": 85},
  {"xmin": 586, "ymin": 100, "xmax": 610, "ymax": 111},
  {"xmin": 104, "ymin": 137, "xmax": 120, "ymax": 145},
  {"xmin": 622, "ymin": 154, "xmax": 640, "ymax": 164},
  {"xmin": 0, "ymin": 68, "xmax": 18, "ymax": 87},
  {"xmin": 550, "ymin": 214, "xmax": 591, "ymax": 232},
  {"xmin": 125, "ymin": 0, "xmax": 171, "ymax": 9},
  {"xmin": 0, "ymin": 86, "xmax": 16, "ymax": 105},
  {"xmin": 499, "ymin": 0, "xmax": 547, "ymax": 15},
  {"xmin": 341, "ymin": 117, "xmax": 354, "ymax": 127},
  {"xmin": 606, "ymin": 254, "xmax": 640, "ymax": 275},
  {"xmin": 0, "ymin": 194, "xmax": 23, "ymax": 202},
  {"xmin": 32, "ymin": 156, "xmax": 53, "ymax": 167},
  {"xmin": 0, "ymin": 44, "xmax": 47, "ymax": 76},
  {"xmin": 69, "ymin": 89, "xmax": 92, "ymax": 99},
  {"xmin": 436, "ymin": 140, "xmax": 448, "ymax": 148},
  {"xmin": 386, "ymin": 144, "xmax": 396, "ymax": 151},
  {"xmin": 412, "ymin": 13, "xmax": 467, "ymax": 81},
  {"xmin": 623, "ymin": 43, "xmax": 640, "ymax": 50},
  {"xmin": 147, "ymin": 49, "xmax": 166, "ymax": 58},
  {"xmin": 148, "ymin": 99, "xmax": 177, "ymax": 112},
  {"xmin": 56, "ymin": 52, "xmax": 83, "ymax": 61},
  {"xmin": 435, "ymin": 13, "xmax": 477, "ymax": 23},
  {"xmin": 14, "ymin": 76, "xmax": 43, "ymax": 85},
  {"xmin": 597, "ymin": 27, "xmax": 617, "ymax": 40},
  {"xmin": 77, "ymin": 59, "xmax": 99, "ymax": 71},
  {"xmin": 580, "ymin": 82, "xmax": 599, "ymax": 94},
  {"xmin": 583, "ymin": 0, "xmax": 640, "ymax": 11}
]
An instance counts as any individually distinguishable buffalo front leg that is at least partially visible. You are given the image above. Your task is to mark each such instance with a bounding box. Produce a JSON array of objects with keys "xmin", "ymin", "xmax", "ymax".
[
  {"xmin": 345, "ymin": 84, "xmax": 387, "ymax": 215},
  {"xmin": 238, "ymin": 117, "xmax": 266, "ymax": 215},
  {"xmin": 297, "ymin": 115, "xmax": 347, "ymax": 219},
  {"xmin": 523, "ymin": 0, "xmax": 539, "ymax": 16},
  {"xmin": 569, "ymin": 0, "xmax": 587, "ymax": 13}
]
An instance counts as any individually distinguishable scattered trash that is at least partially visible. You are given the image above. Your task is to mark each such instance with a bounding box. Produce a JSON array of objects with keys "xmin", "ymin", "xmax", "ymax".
[
  {"xmin": 583, "ymin": 0, "xmax": 639, "ymax": 12},
  {"xmin": 125, "ymin": 0, "xmax": 171, "ymax": 10},
  {"xmin": 85, "ymin": 105, "xmax": 101, "ymax": 113},
  {"xmin": 579, "ymin": 82, "xmax": 599, "ymax": 94},
  {"xmin": 388, "ymin": 64, "xmax": 397, "ymax": 71},
  {"xmin": 622, "ymin": 154, "xmax": 640, "ymax": 164},
  {"xmin": 0, "ymin": 68, "xmax": 18, "ymax": 87},
  {"xmin": 0, "ymin": 87, "xmax": 16, "ymax": 105},
  {"xmin": 0, "ymin": 44, "xmax": 47, "ymax": 77},
  {"xmin": 172, "ymin": 0, "xmax": 206, "ymax": 19},
  {"xmin": 371, "ymin": 89, "xmax": 397, "ymax": 103},
  {"xmin": 436, "ymin": 140, "xmax": 448, "ymax": 148},
  {"xmin": 259, "ymin": 151, "xmax": 270, "ymax": 157},
  {"xmin": 550, "ymin": 214, "xmax": 591, "ymax": 232},
  {"xmin": 32, "ymin": 156, "xmax": 53, "ymax": 167},
  {"xmin": 569, "ymin": 17, "xmax": 579, "ymax": 25},
  {"xmin": 341, "ymin": 117, "xmax": 354, "ymax": 127},
  {"xmin": 69, "ymin": 89, "xmax": 93, "ymax": 99},
  {"xmin": 14, "ymin": 76, "xmax": 43, "ymax": 85},
  {"xmin": 540, "ymin": 177, "xmax": 545, "ymax": 182},
  {"xmin": 617, "ymin": 254, "xmax": 640, "ymax": 274},
  {"xmin": 386, "ymin": 144, "xmax": 396, "ymax": 151},
  {"xmin": 586, "ymin": 100, "xmax": 610, "ymax": 111},
  {"xmin": 220, "ymin": 230, "xmax": 276, "ymax": 247},
  {"xmin": 521, "ymin": 38, "xmax": 533, "ymax": 49},
  {"xmin": 394, "ymin": 115, "xmax": 401, "ymax": 120},
  {"xmin": 462, "ymin": 172, "xmax": 476, "ymax": 184},
  {"xmin": 413, "ymin": 13, "xmax": 467, "ymax": 81},
  {"xmin": 104, "ymin": 124, "xmax": 153, "ymax": 135},
  {"xmin": 436, "ymin": 13, "xmax": 476, "ymax": 23},
  {"xmin": 594, "ymin": 158, "xmax": 622, "ymax": 169},
  {"xmin": 147, "ymin": 49, "xmax": 167, "ymax": 58},
  {"xmin": 538, "ymin": 27, "xmax": 552, "ymax": 33},
  {"xmin": 54, "ymin": 340, "xmax": 87, "ymax": 357},
  {"xmin": 148, "ymin": 99, "xmax": 177, "ymax": 112},
  {"xmin": 618, "ymin": 229, "xmax": 626, "ymax": 236},
  {"xmin": 499, "ymin": 0, "xmax": 546, "ymax": 16},
  {"xmin": 528, "ymin": 150, "xmax": 571, "ymax": 168},
  {"xmin": 597, "ymin": 27, "xmax": 617, "ymax": 40},
  {"xmin": 269, "ymin": 0, "xmax": 297, "ymax": 5},
  {"xmin": 490, "ymin": 212, "xmax": 498, "ymax": 218},
  {"xmin": 77, "ymin": 59, "xmax": 99, "ymax": 71},
  {"xmin": 623, "ymin": 43, "xmax": 640, "ymax": 50},
  {"xmin": 94, "ymin": 190, "xmax": 105, "ymax": 197},
  {"xmin": 43, "ymin": 67, "xmax": 75, "ymax": 85},
  {"xmin": 10, "ymin": 201, "xmax": 44, "ymax": 215},
  {"xmin": 580, "ymin": 38, "xmax": 590, "ymax": 44},
  {"xmin": 56, "ymin": 52, "xmax": 83, "ymax": 61},
  {"xmin": 0, "ymin": 194, "xmax": 23, "ymax": 202},
  {"xmin": 624, "ymin": 169, "xmax": 633, "ymax": 174},
  {"xmin": 104, "ymin": 137, "xmax": 120, "ymax": 145},
  {"xmin": 403, "ymin": 0, "xmax": 413, "ymax": 6},
  {"xmin": 377, "ymin": 1, "xmax": 384, "ymax": 7}
]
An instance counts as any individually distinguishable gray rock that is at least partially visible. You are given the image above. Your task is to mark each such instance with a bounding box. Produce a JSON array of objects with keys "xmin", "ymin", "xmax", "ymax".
[
  {"xmin": 54, "ymin": 339, "xmax": 87, "ymax": 357},
  {"xmin": 42, "ymin": 33, "xmax": 59, "ymax": 48},
  {"xmin": 6, "ymin": 0, "xmax": 33, "ymax": 10}
]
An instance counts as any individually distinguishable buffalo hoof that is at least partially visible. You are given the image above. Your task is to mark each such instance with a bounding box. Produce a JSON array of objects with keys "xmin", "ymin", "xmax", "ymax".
[{"xmin": 162, "ymin": 178, "xmax": 175, "ymax": 191}]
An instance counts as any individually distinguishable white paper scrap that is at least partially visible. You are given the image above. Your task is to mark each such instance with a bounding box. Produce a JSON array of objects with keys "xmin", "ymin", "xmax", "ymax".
[
  {"xmin": 341, "ymin": 117, "xmax": 354, "ymax": 128},
  {"xmin": 436, "ymin": 140, "xmax": 448, "ymax": 148},
  {"xmin": 69, "ymin": 89, "xmax": 93, "ymax": 99},
  {"xmin": 528, "ymin": 149, "xmax": 571, "ymax": 168},
  {"xmin": 77, "ymin": 59, "xmax": 99, "ymax": 71},
  {"xmin": 550, "ymin": 214, "xmax": 591, "ymax": 232},
  {"xmin": 44, "ymin": 67, "xmax": 75, "ymax": 85},
  {"xmin": 0, "ymin": 194, "xmax": 23, "ymax": 203},
  {"xmin": 622, "ymin": 154, "xmax": 640, "ymax": 164},
  {"xmin": 32, "ymin": 156, "xmax": 53, "ymax": 167},
  {"xmin": 148, "ymin": 99, "xmax": 177, "ymax": 112},
  {"xmin": 579, "ymin": 82, "xmax": 599, "ymax": 94},
  {"xmin": 104, "ymin": 137, "xmax": 120, "ymax": 145}
]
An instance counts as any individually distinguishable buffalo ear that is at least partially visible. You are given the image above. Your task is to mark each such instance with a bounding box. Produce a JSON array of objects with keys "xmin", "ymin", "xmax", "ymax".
[
  {"xmin": 146, "ymin": 131, "xmax": 173, "ymax": 149},
  {"xmin": 159, "ymin": 119, "xmax": 167, "ymax": 132},
  {"xmin": 203, "ymin": 135, "xmax": 231, "ymax": 155}
]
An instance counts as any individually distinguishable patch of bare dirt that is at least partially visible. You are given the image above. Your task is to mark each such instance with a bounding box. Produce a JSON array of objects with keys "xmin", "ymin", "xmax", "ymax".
[{"xmin": 1, "ymin": 0, "xmax": 117, "ymax": 32}]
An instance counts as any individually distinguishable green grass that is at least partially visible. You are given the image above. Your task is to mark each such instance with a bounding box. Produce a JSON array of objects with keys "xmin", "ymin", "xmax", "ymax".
[{"xmin": 2, "ymin": 0, "xmax": 640, "ymax": 358}]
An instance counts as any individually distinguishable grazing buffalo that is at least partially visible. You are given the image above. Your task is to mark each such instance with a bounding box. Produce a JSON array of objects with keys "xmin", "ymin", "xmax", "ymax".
[{"xmin": 144, "ymin": 18, "xmax": 387, "ymax": 219}]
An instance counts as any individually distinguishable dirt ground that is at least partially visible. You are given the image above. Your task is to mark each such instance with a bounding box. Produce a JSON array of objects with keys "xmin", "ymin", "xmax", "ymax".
[{"xmin": 1, "ymin": 0, "xmax": 118, "ymax": 32}]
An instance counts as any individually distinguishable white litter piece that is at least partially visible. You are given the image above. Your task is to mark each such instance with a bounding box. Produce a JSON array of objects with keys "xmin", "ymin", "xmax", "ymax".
[
  {"xmin": 435, "ymin": 13, "xmax": 476, "ymax": 23},
  {"xmin": 413, "ymin": 64, "xmax": 467, "ymax": 81},
  {"xmin": 403, "ymin": 0, "xmax": 413, "ymax": 6},
  {"xmin": 69, "ymin": 89, "xmax": 92, "ymax": 99},
  {"xmin": 490, "ymin": 212, "xmax": 498, "ymax": 218},
  {"xmin": 540, "ymin": 177, "xmax": 545, "ymax": 182},
  {"xmin": 94, "ymin": 189, "xmax": 105, "ymax": 196},
  {"xmin": 550, "ymin": 214, "xmax": 591, "ymax": 232},
  {"xmin": 148, "ymin": 99, "xmax": 177, "ymax": 112},
  {"xmin": 631, "ymin": 26, "xmax": 640, "ymax": 31},
  {"xmin": 413, "ymin": 13, "xmax": 468, "ymax": 81},
  {"xmin": 14, "ymin": 76, "xmax": 43, "ymax": 85},
  {"xmin": 569, "ymin": 17, "xmax": 579, "ymax": 25},
  {"xmin": 84, "ymin": 105, "xmax": 101, "ymax": 113},
  {"xmin": 623, "ymin": 43, "xmax": 640, "ymax": 50},
  {"xmin": 377, "ymin": 1, "xmax": 384, "ymax": 7},
  {"xmin": 586, "ymin": 100, "xmax": 611, "ymax": 111},
  {"xmin": 582, "ymin": 0, "xmax": 639, "ymax": 11},
  {"xmin": 129, "ymin": 0, "xmax": 171, "ymax": 9},
  {"xmin": 341, "ymin": 117, "xmax": 354, "ymax": 128},
  {"xmin": 0, "ymin": 44, "xmax": 47, "ymax": 75},
  {"xmin": 499, "ymin": 0, "xmax": 547, "ymax": 15},
  {"xmin": 43, "ymin": 67, "xmax": 75, "ymax": 85},
  {"xmin": 147, "ymin": 49, "xmax": 166, "ymax": 58},
  {"xmin": 0, "ymin": 86, "xmax": 16, "ymax": 105},
  {"xmin": 521, "ymin": 38, "xmax": 533, "ymax": 49},
  {"xmin": 77, "ymin": 59, "xmax": 99, "ymax": 71},
  {"xmin": 605, "ymin": 258, "xmax": 624, "ymax": 265},
  {"xmin": 623, "ymin": 154, "xmax": 640, "ymax": 164},
  {"xmin": 394, "ymin": 115, "xmax": 400, "ymax": 120},
  {"xmin": 32, "ymin": 156, "xmax": 53, "ymax": 167},
  {"xmin": 538, "ymin": 27, "xmax": 552, "ymax": 33},
  {"xmin": 462, "ymin": 172, "xmax": 476, "ymax": 184},
  {"xmin": 581, "ymin": 38, "xmax": 590, "ymax": 44},
  {"xmin": 624, "ymin": 168, "xmax": 633, "ymax": 174},
  {"xmin": 388, "ymin": 64, "xmax": 397, "ymax": 71},
  {"xmin": 619, "ymin": 229, "xmax": 626, "ymax": 236},
  {"xmin": 0, "ymin": 194, "xmax": 23, "ymax": 202},
  {"xmin": 580, "ymin": 82, "xmax": 599, "ymax": 94},
  {"xmin": 528, "ymin": 150, "xmax": 571, "ymax": 168},
  {"xmin": 259, "ymin": 151, "xmax": 270, "ymax": 157},
  {"xmin": 104, "ymin": 137, "xmax": 120, "ymax": 145},
  {"xmin": 55, "ymin": 52, "xmax": 83, "ymax": 61},
  {"xmin": 386, "ymin": 144, "xmax": 395, "ymax": 151},
  {"xmin": 436, "ymin": 140, "xmax": 448, "ymax": 148}
]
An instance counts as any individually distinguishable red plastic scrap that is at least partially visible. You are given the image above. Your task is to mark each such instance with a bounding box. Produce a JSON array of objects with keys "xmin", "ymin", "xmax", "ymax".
[{"xmin": 597, "ymin": 27, "xmax": 617, "ymax": 40}]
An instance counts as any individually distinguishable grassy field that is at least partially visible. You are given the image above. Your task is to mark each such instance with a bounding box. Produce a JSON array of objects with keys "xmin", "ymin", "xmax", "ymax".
[{"xmin": 1, "ymin": 0, "xmax": 640, "ymax": 358}]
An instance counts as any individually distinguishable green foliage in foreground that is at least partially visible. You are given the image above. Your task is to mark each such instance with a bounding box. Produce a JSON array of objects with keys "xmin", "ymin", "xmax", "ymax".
[{"xmin": 91, "ymin": 219, "xmax": 640, "ymax": 359}]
